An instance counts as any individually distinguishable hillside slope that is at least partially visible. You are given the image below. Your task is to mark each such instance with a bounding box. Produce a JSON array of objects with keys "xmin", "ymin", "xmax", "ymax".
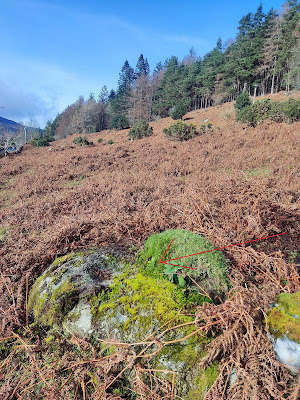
[
  {"xmin": 1, "ymin": 91, "xmax": 299, "ymax": 300},
  {"xmin": 0, "ymin": 93, "xmax": 299, "ymax": 398},
  {"xmin": 0, "ymin": 116, "xmax": 23, "ymax": 134}
]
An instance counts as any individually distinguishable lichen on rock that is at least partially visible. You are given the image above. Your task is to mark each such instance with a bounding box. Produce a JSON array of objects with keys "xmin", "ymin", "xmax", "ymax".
[{"xmin": 28, "ymin": 250, "xmax": 124, "ymax": 335}]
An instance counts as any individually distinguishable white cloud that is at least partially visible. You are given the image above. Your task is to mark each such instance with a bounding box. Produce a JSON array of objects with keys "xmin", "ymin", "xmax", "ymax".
[
  {"xmin": 0, "ymin": 79, "xmax": 54, "ymax": 126},
  {"xmin": 0, "ymin": 54, "xmax": 99, "ymax": 127},
  {"xmin": 0, "ymin": 1, "xmax": 144, "ymax": 127}
]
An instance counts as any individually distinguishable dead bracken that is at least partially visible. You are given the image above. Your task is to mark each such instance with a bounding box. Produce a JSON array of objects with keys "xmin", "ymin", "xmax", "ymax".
[{"xmin": 0, "ymin": 94, "xmax": 300, "ymax": 399}]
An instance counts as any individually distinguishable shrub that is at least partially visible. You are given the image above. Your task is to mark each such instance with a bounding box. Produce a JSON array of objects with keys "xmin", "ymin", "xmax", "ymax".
[
  {"xmin": 235, "ymin": 92, "xmax": 251, "ymax": 111},
  {"xmin": 73, "ymin": 136, "xmax": 93, "ymax": 146},
  {"xmin": 110, "ymin": 115, "xmax": 129, "ymax": 130},
  {"xmin": 200, "ymin": 124, "xmax": 214, "ymax": 134},
  {"xmin": 284, "ymin": 98, "xmax": 300, "ymax": 122},
  {"xmin": 97, "ymin": 138, "xmax": 103, "ymax": 143},
  {"xmin": 236, "ymin": 106, "xmax": 257, "ymax": 127},
  {"xmin": 171, "ymin": 101, "xmax": 188, "ymax": 120},
  {"xmin": 268, "ymin": 101, "xmax": 286, "ymax": 122},
  {"xmin": 252, "ymin": 99, "xmax": 273, "ymax": 122},
  {"xmin": 236, "ymin": 98, "xmax": 300, "ymax": 126},
  {"xmin": 107, "ymin": 139, "xmax": 113, "ymax": 145},
  {"xmin": 128, "ymin": 120, "xmax": 153, "ymax": 140},
  {"xmin": 30, "ymin": 134, "xmax": 54, "ymax": 147},
  {"xmin": 163, "ymin": 120, "xmax": 197, "ymax": 142}
]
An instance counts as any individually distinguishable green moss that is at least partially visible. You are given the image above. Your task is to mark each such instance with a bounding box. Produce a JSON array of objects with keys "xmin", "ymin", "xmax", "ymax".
[
  {"xmin": 278, "ymin": 291, "xmax": 300, "ymax": 318},
  {"xmin": 63, "ymin": 176, "xmax": 86, "ymax": 188},
  {"xmin": 267, "ymin": 292, "xmax": 300, "ymax": 343},
  {"xmin": 0, "ymin": 338, "xmax": 15, "ymax": 359},
  {"xmin": 186, "ymin": 362, "xmax": 219, "ymax": 400},
  {"xmin": 94, "ymin": 273, "xmax": 184, "ymax": 323},
  {"xmin": 44, "ymin": 335, "xmax": 55, "ymax": 344},
  {"xmin": 29, "ymin": 249, "xmax": 125, "ymax": 332},
  {"xmin": 267, "ymin": 308, "xmax": 300, "ymax": 343},
  {"xmin": 91, "ymin": 272, "xmax": 206, "ymax": 336},
  {"xmin": 0, "ymin": 227, "xmax": 8, "ymax": 242},
  {"xmin": 90, "ymin": 269, "xmax": 212, "ymax": 396},
  {"xmin": 51, "ymin": 253, "xmax": 84, "ymax": 269},
  {"xmin": 91, "ymin": 271, "xmax": 211, "ymax": 375},
  {"xmin": 136, "ymin": 229, "xmax": 229, "ymax": 296}
]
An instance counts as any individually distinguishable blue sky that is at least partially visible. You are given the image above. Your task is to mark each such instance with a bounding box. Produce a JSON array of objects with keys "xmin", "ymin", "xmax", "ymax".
[{"xmin": 0, "ymin": 0, "xmax": 285, "ymax": 127}]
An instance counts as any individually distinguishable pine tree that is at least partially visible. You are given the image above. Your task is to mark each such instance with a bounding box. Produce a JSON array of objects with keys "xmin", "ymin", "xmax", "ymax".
[
  {"xmin": 98, "ymin": 85, "xmax": 109, "ymax": 104},
  {"xmin": 117, "ymin": 60, "xmax": 135, "ymax": 93},
  {"xmin": 216, "ymin": 38, "xmax": 223, "ymax": 51},
  {"xmin": 153, "ymin": 61, "xmax": 164, "ymax": 77},
  {"xmin": 152, "ymin": 56, "xmax": 188, "ymax": 117},
  {"xmin": 135, "ymin": 54, "xmax": 150, "ymax": 77},
  {"xmin": 144, "ymin": 58, "xmax": 150, "ymax": 75},
  {"xmin": 44, "ymin": 120, "xmax": 54, "ymax": 139},
  {"xmin": 237, "ymin": 12, "xmax": 253, "ymax": 37},
  {"xmin": 183, "ymin": 47, "xmax": 197, "ymax": 66},
  {"xmin": 88, "ymin": 92, "xmax": 95, "ymax": 101},
  {"xmin": 277, "ymin": 1, "xmax": 300, "ymax": 92},
  {"xmin": 111, "ymin": 61, "xmax": 136, "ymax": 124},
  {"xmin": 108, "ymin": 89, "xmax": 116, "ymax": 100},
  {"xmin": 290, "ymin": 22, "xmax": 300, "ymax": 89},
  {"xmin": 257, "ymin": 9, "xmax": 281, "ymax": 94},
  {"xmin": 253, "ymin": 3, "xmax": 264, "ymax": 27}
]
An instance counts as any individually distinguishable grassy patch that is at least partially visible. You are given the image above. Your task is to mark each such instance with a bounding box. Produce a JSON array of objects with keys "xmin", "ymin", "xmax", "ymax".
[
  {"xmin": 0, "ymin": 227, "xmax": 8, "ymax": 242},
  {"xmin": 246, "ymin": 166, "xmax": 271, "ymax": 177},
  {"xmin": 63, "ymin": 174, "xmax": 86, "ymax": 188},
  {"xmin": 0, "ymin": 189, "xmax": 17, "ymax": 208}
]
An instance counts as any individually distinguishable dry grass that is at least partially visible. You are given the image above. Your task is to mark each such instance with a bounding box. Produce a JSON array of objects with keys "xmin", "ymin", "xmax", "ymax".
[{"xmin": 0, "ymin": 92, "xmax": 299, "ymax": 398}]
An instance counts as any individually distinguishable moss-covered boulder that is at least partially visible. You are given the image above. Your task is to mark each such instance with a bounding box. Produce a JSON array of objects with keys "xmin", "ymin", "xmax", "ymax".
[
  {"xmin": 28, "ymin": 233, "xmax": 225, "ymax": 396},
  {"xmin": 267, "ymin": 291, "xmax": 300, "ymax": 372},
  {"xmin": 90, "ymin": 270, "xmax": 213, "ymax": 396},
  {"xmin": 136, "ymin": 229, "xmax": 229, "ymax": 298},
  {"xmin": 28, "ymin": 250, "xmax": 124, "ymax": 337}
]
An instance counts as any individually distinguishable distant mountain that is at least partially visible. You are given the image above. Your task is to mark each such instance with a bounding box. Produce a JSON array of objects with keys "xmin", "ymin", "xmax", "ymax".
[{"xmin": 0, "ymin": 116, "xmax": 23, "ymax": 134}]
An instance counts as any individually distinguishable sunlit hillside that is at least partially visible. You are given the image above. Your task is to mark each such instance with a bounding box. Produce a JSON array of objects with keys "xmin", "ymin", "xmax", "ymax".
[{"xmin": 0, "ymin": 92, "xmax": 299, "ymax": 399}]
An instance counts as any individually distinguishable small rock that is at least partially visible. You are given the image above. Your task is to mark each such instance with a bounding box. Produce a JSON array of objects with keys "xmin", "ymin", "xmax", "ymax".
[{"xmin": 273, "ymin": 335, "xmax": 300, "ymax": 374}]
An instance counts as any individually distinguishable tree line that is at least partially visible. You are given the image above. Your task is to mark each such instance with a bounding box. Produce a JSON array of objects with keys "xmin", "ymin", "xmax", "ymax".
[{"xmin": 46, "ymin": 1, "xmax": 300, "ymax": 139}]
